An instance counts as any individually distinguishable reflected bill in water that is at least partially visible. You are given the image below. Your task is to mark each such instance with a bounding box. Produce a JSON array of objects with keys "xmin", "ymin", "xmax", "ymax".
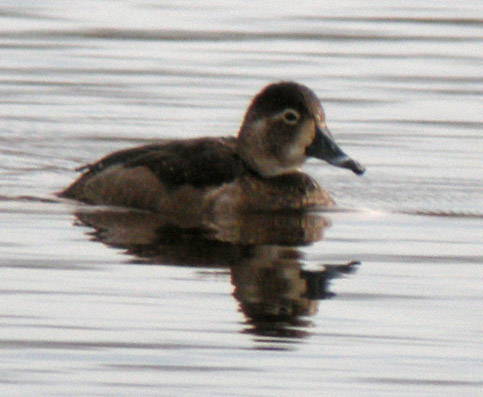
[{"xmin": 73, "ymin": 208, "xmax": 360, "ymax": 339}]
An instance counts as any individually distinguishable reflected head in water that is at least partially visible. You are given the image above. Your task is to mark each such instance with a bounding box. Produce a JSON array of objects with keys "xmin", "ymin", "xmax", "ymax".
[
  {"xmin": 232, "ymin": 246, "xmax": 360, "ymax": 339},
  {"xmin": 74, "ymin": 208, "xmax": 361, "ymax": 340},
  {"xmin": 59, "ymin": 82, "xmax": 365, "ymax": 220}
]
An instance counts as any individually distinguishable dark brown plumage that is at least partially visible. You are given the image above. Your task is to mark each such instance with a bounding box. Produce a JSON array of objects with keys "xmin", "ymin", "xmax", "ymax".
[{"xmin": 59, "ymin": 82, "xmax": 365, "ymax": 216}]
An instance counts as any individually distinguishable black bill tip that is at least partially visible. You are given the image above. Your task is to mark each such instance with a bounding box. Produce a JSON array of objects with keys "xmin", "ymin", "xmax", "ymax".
[{"xmin": 348, "ymin": 159, "xmax": 365, "ymax": 175}]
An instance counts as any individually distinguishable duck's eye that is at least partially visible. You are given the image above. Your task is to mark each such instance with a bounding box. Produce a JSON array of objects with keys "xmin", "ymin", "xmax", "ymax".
[{"xmin": 282, "ymin": 109, "xmax": 300, "ymax": 125}]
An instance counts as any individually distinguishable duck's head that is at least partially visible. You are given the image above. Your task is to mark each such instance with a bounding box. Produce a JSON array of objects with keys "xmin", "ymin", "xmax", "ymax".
[{"xmin": 237, "ymin": 82, "xmax": 365, "ymax": 177}]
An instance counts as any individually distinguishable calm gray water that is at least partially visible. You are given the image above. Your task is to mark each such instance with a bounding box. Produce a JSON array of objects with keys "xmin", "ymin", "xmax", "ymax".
[{"xmin": 0, "ymin": 1, "xmax": 482, "ymax": 396}]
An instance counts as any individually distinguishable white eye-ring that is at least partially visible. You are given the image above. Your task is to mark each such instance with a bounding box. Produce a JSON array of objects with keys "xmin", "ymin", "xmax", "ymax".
[{"xmin": 281, "ymin": 108, "xmax": 300, "ymax": 125}]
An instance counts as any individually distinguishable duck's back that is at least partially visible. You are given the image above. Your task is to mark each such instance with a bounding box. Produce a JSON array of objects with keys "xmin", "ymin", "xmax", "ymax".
[{"xmin": 60, "ymin": 137, "xmax": 243, "ymax": 213}]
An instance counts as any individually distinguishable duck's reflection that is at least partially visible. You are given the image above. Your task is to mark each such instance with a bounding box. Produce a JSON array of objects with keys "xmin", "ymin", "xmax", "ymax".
[{"xmin": 74, "ymin": 208, "xmax": 360, "ymax": 339}]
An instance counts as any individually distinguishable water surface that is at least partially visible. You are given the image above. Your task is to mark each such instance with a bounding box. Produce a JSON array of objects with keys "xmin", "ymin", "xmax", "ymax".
[{"xmin": 0, "ymin": 1, "xmax": 482, "ymax": 396}]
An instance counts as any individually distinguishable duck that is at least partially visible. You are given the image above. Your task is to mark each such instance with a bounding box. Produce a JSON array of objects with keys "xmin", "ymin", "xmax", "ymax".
[{"xmin": 59, "ymin": 82, "xmax": 365, "ymax": 219}]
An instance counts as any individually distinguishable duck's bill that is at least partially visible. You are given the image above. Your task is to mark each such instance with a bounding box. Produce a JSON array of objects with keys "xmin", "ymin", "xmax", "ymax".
[
  {"xmin": 325, "ymin": 152, "xmax": 365, "ymax": 175},
  {"xmin": 306, "ymin": 124, "xmax": 365, "ymax": 175}
]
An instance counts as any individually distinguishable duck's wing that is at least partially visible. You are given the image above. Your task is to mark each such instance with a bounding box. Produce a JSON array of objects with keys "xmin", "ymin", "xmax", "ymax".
[
  {"xmin": 59, "ymin": 137, "xmax": 242, "ymax": 202},
  {"xmin": 124, "ymin": 137, "xmax": 243, "ymax": 188}
]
